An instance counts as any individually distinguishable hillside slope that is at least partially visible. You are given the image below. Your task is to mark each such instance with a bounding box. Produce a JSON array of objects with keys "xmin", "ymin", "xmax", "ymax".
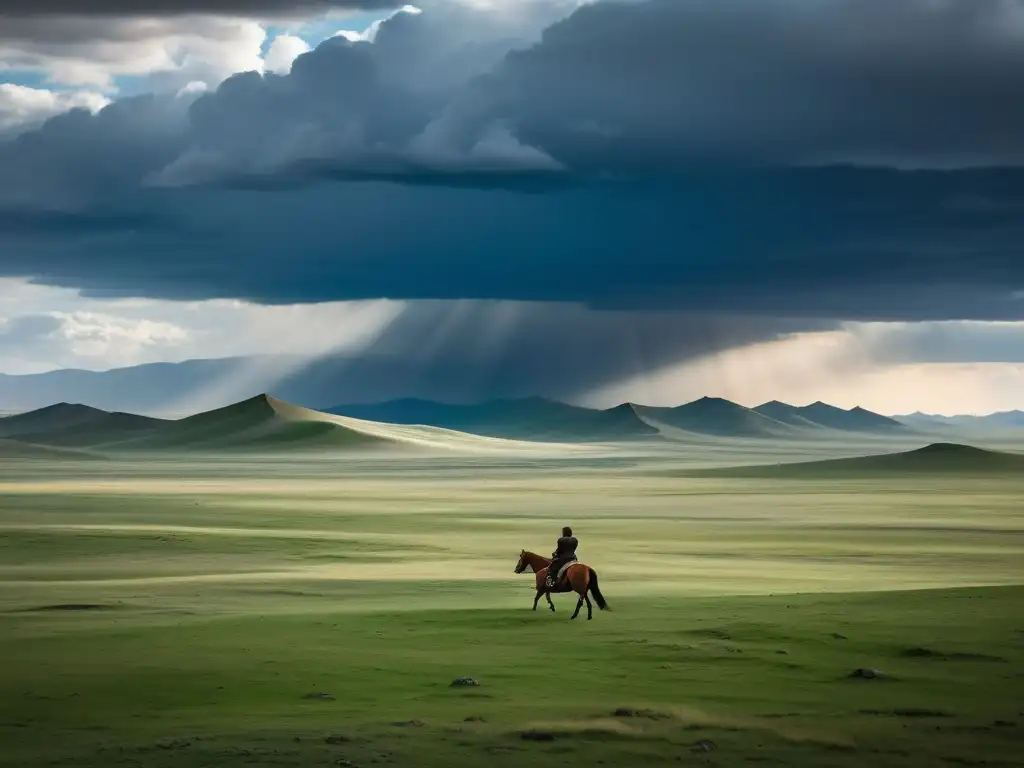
[
  {"xmin": 751, "ymin": 401, "xmax": 830, "ymax": 429},
  {"xmin": 635, "ymin": 397, "xmax": 798, "ymax": 438},
  {"xmin": 796, "ymin": 402, "xmax": 908, "ymax": 433},
  {"xmin": 0, "ymin": 403, "xmax": 167, "ymax": 447},
  {"xmin": 686, "ymin": 443, "xmax": 1024, "ymax": 478},
  {"xmin": 327, "ymin": 397, "xmax": 660, "ymax": 442},
  {"xmin": 111, "ymin": 395, "xmax": 570, "ymax": 454}
]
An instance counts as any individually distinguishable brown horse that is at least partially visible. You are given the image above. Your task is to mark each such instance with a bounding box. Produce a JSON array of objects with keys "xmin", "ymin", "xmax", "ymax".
[{"xmin": 513, "ymin": 550, "xmax": 609, "ymax": 620}]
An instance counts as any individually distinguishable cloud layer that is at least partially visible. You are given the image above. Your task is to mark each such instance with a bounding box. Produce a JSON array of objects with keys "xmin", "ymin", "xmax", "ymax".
[
  {"xmin": 0, "ymin": 15, "xmax": 271, "ymax": 90},
  {"xmin": 0, "ymin": 82, "xmax": 108, "ymax": 135},
  {"xmin": 2, "ymin": 0, "xmax": 1024, "ymax": 320},
  {"xmin": 0, "ymin": 0, "xmax": 395, "ymax": 15}
]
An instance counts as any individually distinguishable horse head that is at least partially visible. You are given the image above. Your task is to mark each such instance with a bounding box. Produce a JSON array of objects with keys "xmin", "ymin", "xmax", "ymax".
[
  {"xmin": 515, "ymin": 550, "xmax": 547, "ymax": 574},
  {"xmin": 514, "ymin": 549, "xmax": 528, "ymax": 574}
]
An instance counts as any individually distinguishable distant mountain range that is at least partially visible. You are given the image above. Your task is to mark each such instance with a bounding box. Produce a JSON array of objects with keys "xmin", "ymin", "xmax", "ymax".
[
  {"xmin": 893, "ymin": 410, "xmax": 1024, "ymax": 431},
  {"xmin": 2, "ymin": 393, "xmax": 1023, "ymax": 461},
  {"xmin": 327, "ymin": 395, "xmax": 912, "ymax": 441},
  {"xmin": 0, "ymin": 356, "xmax": 1020, "ymax": 434}
]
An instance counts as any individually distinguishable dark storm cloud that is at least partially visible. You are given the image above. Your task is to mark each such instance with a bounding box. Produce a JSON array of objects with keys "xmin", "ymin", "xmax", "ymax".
[
  {"xmin": 0, "ymin": 0, "xmax": 396, "ymax": 16},
  {"xmin": 5, "ymin": 167, "xmax": 1024, "ymax": 321},
  {"xmin": 488, "ymin": 0, "xmax": 1024, "ymax": 171},
  {"xmin": 2, "ymin": 0, "xmax": 1024, "ymax": 319},
  {"xmin": 146, "ymin": 0, "xmax": 1024, "ymax": 184}
]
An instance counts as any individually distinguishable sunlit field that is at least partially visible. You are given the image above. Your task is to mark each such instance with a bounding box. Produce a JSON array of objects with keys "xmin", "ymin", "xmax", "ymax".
[{"xmin": 1, "ymin": 450, "xmax": 1022, "ymax": 767}]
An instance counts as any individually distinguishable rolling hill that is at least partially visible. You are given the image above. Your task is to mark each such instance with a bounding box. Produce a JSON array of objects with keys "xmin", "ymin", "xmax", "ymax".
[
  {"xmin": 634, "ymin": 397, "xmax": 797, "ymax": 438},
  {"xmin": 802, "ymin": 402, "xmax": 908, "ymax": 432},
  {"xmin": 110, "ymin": 394, "xmax": 389, "ymax": 452},
  {"xmin": 686, "ymin": 443, "xmax": 1024, "ymax": 478},
  {"xmin": 754, "ymin": 400, "xmax": 909, "ymax": 433},
  {"xmin": 0, "ymin": 403, "xmax": 167, "ymax": 447},
  {"xmin": 0, "ymin": 395, "xmax": 593, "ymax": 454},
  {"xmin": 107, "ymin": 394, "xmax": 567, "ymax": 454},
  {"xmin": 334, "ymin": 396, "xmax": 934, "ymax": 441},
  {"xmin": 752, "ymin": 401, "xmax": 830, "ymax": 429},
  {"xmin": 326, "ymin": 397, "xmax": 660, "ymax": 442},
  {"xmin": 2, "ymin": 393, "xmax": 1013, "ymax": 454}
]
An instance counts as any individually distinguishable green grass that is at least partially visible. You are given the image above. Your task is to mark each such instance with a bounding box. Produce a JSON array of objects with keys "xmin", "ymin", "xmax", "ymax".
[
  {"xmin": 0, "ymin": 452, "xmax": 1022, "ymax": 767},
  {"xmin": 2, "ymin": 589, "xmax": 1021, "ymax": 767}
]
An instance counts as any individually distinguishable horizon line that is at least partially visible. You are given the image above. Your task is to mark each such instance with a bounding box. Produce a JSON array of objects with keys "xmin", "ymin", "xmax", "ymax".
[{"xmin": 3, "ymin": 392, "xmax": 1021, "ymax": 422}]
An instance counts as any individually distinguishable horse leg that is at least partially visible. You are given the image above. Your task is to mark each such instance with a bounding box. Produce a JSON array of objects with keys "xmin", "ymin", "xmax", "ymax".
[
  {"xmin": 533, "ymin": 587, "xmax": 543, "ymax": 611},
  {"xmin": 585, "ymin": 593, "xmax": 593, "ymax": 620},
  {"xmin": 571, "ymin": 591, "xmax": 584, "ymax": 620},
  {"xmin": 545, "ymin": 591, "xmax": 556, "ymax": 612}
]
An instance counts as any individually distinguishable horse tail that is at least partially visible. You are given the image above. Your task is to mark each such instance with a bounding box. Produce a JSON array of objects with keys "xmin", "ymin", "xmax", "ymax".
[{"xmin": 588, "ymin": 568, "xmax": 609, "ymax": 611}]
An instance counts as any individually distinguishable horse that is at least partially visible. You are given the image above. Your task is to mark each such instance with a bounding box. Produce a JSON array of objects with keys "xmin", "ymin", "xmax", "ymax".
[{"xmin": 513, "ymin": 550, "xmax": 609, "ymax": 620}]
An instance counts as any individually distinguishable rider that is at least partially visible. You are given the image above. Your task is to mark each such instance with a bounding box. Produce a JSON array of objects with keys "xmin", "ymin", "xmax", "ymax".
[{"xmin": 545, "ymin": 526, "xmax": 578, "ymax": 589}]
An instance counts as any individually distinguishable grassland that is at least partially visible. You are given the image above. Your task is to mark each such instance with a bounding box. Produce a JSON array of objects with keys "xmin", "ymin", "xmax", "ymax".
[{"xmin": 1, "ymin": 449, "xmax": 1022, "ymax": 767}]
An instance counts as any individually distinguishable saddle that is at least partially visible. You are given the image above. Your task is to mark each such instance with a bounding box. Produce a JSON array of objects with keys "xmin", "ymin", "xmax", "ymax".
[{"xmin": 546, "ymin": 560, "xmax": 580, "ymax": 590}]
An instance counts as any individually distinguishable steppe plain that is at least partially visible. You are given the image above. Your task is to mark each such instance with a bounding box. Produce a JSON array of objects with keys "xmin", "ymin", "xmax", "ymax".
[{"xmin": 0, "ymin": 397, "xmax": 1022, "ymax": 767}]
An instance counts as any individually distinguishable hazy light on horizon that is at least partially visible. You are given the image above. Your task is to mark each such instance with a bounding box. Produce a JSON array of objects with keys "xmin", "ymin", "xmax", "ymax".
[{"xmin": 3, "ymin": 279, "xmax": 1024, "ymax": 416}]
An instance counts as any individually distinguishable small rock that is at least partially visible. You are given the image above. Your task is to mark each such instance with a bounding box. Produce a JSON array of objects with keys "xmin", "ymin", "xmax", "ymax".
[
  {"xmin": 691, "ymin": 739, "xmax": 717, "ymax": 753},
  {"xmin": 520, "ymin": 730, "xmax": 556, "ymax": 741},
  {"xmin": 464, "ymin": 716, "xmax": 486, "ymax": 723},
  {"xmin": 155, "ymin": 738, "xmax": 193, "ymax": 750},
  {"xmin": 849, "ymin": 668, "xmax": 886, "ymax": 680},
  {"xmin": 303, "ymin": 692, "xmax": 335, "ymax": 701},
  {"xmin": 450, "ymin": 677, "xmax": 481, "ymax": 687},
  {"xmin": 901, "ymin": 646, "xmax": 937, "ymax": 658},
  {"xmin": 391, "ymin": 720, "xmax": 424, "ymax": 728},
  {"xmin": 892, "ymin": 708, "xmax": 950, "ymax": 718},
  {"xmin": 325, "ymin": 735, "xmax": 350, "ymax": 744},
  {"xmin": 775, "ymin": 650, "xmax": 789, "ymax": 655},
  {"xmin": 612, "ymin": 707, "xmax": 669, "ymax": 720},
  {"xmin": 830, "ymin": 633, "xmax": 848, "ymax": 640}
]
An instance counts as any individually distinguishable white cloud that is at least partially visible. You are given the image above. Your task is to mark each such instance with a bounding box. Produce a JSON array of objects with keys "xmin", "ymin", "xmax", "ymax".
[
  {"xmin": 50, "ymin": 311, "xmax": 188, "ymax": 366},
  {"xmin": 177, "ymin": 79, "xmax": 210, "ymax": 96},
  {"xmin": 0, "ymin": 83, "xmax": 109, "ymax": 135},
  {"xmin": 0, "ymin": 306, "xmax": 189, "ymax": 373},
  {"xmin": 0, "ymin": 15, "xmax": 268, "ymax": 91},
  {"xmin": 333, "ymin": 4, "xmax": 421, "ymax": 43},
  {"xmin": 264, "ymin": 33, "xmax": 311, "ymax": 73},
  {"xmin": 0, "ymin": 278, "xmax": 403, "ymax": 374}
]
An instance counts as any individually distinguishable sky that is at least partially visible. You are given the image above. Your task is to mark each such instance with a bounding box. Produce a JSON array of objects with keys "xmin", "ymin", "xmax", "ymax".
[{"xmin": 1, "ymin": 0, "xmax": 1024, "ymax": 416}]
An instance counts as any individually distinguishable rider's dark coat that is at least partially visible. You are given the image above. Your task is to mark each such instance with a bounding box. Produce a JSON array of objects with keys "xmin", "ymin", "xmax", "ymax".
[
  {"xmin": 553, "ymin": 535, "xmax": 578, "ymax": 560},
  {"xmin": 548, "ymin": 535, "xmax": 579, "ymax": 584}
]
